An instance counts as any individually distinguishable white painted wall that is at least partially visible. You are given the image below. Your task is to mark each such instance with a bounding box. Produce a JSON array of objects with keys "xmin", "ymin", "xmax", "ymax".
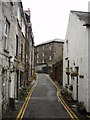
[
  {"xmin": 0, "ymin": 2, "xmax": 2, "ymax": 119},
  {"xmin": 63, "ymin": 11, "xmax": 90, "ymax": 112},
  {"xmin": 88, "ymin": 1, "xmax": 90, "ymax": 113},
  {"xmin": 88, "ymin": 27, "xmax": 90, "ymax": 112}
]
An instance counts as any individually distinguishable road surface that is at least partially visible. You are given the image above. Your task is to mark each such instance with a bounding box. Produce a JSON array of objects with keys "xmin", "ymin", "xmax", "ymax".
[{"xmin": 23, "ymin": 73, "xmax": 70, "ymax": 119}]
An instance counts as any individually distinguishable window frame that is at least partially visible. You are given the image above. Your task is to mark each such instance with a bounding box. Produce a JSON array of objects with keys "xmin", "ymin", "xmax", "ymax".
[
  {"xmin": 21, "ymin": 43, "xmax": 23, "ymax": 61},
  {"xmin": 16, "ymin": 35, "xmax": 18, "ymax": 57},
  {"xmin": 4, "ymin": 19, "xmax": 10, "ymax": 51}
]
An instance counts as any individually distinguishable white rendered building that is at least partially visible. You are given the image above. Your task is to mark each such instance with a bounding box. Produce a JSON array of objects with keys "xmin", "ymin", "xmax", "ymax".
[{"xmin": 63, "ymin": 10, "xmax": 90, "ymax": 113}]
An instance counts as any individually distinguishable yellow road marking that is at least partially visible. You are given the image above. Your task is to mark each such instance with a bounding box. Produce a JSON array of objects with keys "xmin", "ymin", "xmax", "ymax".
[
  {"xmin": 20, "ymin": 80, "xmax": 38, "ymax": 119},
  {"xmin": 60, "ymin": 97, "xmax": 79, "ymax": 120},
  {"xmin": 47, "ymin": 75, "xmax": 79, "ymax": 120},
  {"xmin": 87, "ymin": 115, "xmax": 90, "ymax": 118},
  {"xmin": 16, "ymin": 92, "xmax": 29, "ymax": 119},
  {"xmin": 58, "ymin": 97, "xmax": 75, "ymax": 119},
  {"xmin": 16, "ymin": 73, "xmax": 38, "ymax": 120}
]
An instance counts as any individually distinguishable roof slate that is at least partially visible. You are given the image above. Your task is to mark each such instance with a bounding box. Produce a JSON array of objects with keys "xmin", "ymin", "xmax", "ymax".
[
  {"xmin": 71, "ymin": 11, "xmax": 90, "ymax": 26},
  {"xmin": 35, "ymin": 39, "xmax": 64, "ymax": 47}
]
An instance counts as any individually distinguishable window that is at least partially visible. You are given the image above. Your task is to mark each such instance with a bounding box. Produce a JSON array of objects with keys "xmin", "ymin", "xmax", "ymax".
[
  {"xmin": 10, "ymin": 0, "xmax": 13, "ymax": 6},
  {"xmin": 49, "ymin": 56, "xmax": 52, "ymax": 61},
  {"xmin": 37, "ymin": 59, "xmax": 38, "ymax": 64},
  {"xmin": 21, "ymin": 44, "xmax": 23, "ymax": 61},
  {"xmin": 20, "ymin": 72, "xmax": 23, "ymax": 87},
  {"xmin": 17, "ymin": 6, "xmax": 21, "ymax": 26},
  {"xmin": 42, "ymin": 59, "xmax": 44, "ymax": 63},
  {"xmin": 22, "ymin": 19, "xmax": 25, "ymax": 36},
  {"xmin": 43, "ymin": 46, "xmax": 44, "ymax": 51},
  {"xmin": 49, "ymin": 45, "xmax": 51, "ymax": 50},
  {"xmin": 16, "ymin": 35, "xmax": 18, "ymax": 57},
  {"xmin": 42, "ymin": 52, "xmax": 44, "ymax": 57},
  {"xmin": 37, "ymin": 54, "xmax": 39, "ymax": 58},
  {"xmin": 4, "ymin": 19, "xmax": 10, "ymax": 51}
]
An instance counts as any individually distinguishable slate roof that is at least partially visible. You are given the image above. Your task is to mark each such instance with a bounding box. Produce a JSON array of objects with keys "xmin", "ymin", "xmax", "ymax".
[
  {"xmin": 35, "ymin": 39, "xmax": 64, "ymax": 47},
  {"xmin": 71, "ymin": 11, "xmax": 90, "ymax": 26}
]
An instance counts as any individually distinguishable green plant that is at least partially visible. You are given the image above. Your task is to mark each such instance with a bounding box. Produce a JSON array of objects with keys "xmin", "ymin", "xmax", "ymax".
[
  {"xmin": 19, "ymin": 87, "xmax": 28, "ymax": 99},
  {"xmin": 33, "ymin": 73, "xmax": 37, "ymax": 80},
  {"xmin": 71, "ymin": 70, "xmax": 78, "ymax": 77},
  {"xmin": 77, "ymin": 101, "xmax": 85, "ymax": 110},
  {"xmin": 62, "ymin": 87, "xmax": 72, "ymax": 98}
]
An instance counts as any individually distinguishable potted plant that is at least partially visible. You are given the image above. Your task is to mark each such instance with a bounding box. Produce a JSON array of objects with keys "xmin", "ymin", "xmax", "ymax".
[
  {"xmin": 65, "ymin": 92, "xmax": 72, "ymax": 103},
  {"xmin": 77, "ymin": 101, "xmax": 86, "ymax": 114},
  {"xmin": 61, "ymin": 87, "xmax": 67, "ymax": 95},
  {"xmin": 62, "ymin": 87, "xmax": 72, "ymax": 103},
  {"xmin": 66, "ymin": 68, "xmax": 70, "ymax": 75}
]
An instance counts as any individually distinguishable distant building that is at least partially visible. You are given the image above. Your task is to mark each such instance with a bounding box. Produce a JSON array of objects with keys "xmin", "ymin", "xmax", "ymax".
[
  {"xmin": 63, "ymin": 11, "xmax": 90, "ymax": 113},
  {"xmin": 35, "ymin": 39, "xmax": 64, "ymax": 74}
]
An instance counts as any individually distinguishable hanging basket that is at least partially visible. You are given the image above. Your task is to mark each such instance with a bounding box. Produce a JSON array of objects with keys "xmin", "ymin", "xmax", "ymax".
[
  {"xmin": 71, "ymin": 71, "xmax": 78, "ymax": 77},
  {"xmin": 66, "ymin": 68, "xmax": 70, "ymax": 75}
]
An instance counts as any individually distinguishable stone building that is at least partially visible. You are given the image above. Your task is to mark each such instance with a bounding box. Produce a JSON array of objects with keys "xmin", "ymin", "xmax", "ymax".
[
  {"xmin": 24, "ymin": 9, "xmax": 34, "ymax": 84},
  {"xmin": 35, "ymin": 39, "xmax": 64, "ymax": 74},
  {"xmin": 15, "ymin": 2, "xmax": 26, "ymax": 98},
  {"xmin": 0, "ymin": 1, "xmax": 18, "ymax": 118},
  {"xmin": 63, "ymin": 11, "xmax": 90, "ymax": 113},
  {"xmin": 15, "ymin": 2, "xmax": 34, "ymax": 98},
  {"xmin": 0, "ymin": 1, "xmax": 34, "ymax": 118}
]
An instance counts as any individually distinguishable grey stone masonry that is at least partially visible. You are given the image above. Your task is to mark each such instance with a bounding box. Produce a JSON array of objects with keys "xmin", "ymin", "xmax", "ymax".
[{"xmin": 0, "ymin": 1, "xmax": 18, "ymax": 118}]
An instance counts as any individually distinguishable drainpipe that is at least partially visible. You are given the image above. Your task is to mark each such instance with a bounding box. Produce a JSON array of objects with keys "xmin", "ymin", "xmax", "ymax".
[{"xmin": 75, "ymin": 66, "xmax": 79, "ymax": 101}]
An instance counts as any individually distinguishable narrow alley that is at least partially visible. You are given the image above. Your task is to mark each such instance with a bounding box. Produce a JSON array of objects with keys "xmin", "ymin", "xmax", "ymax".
[{"xmin": 1, "ymin": 1, "xmax": 90, "ymax": 119}]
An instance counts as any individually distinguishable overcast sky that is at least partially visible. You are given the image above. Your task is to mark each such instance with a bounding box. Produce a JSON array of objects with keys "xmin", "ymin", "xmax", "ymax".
[{"xmin": 22, "ymin": 0, "xmax": 89, "ymax": 45}]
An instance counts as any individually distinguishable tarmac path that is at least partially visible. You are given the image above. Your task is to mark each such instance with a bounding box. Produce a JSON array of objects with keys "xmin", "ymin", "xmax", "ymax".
[{"xmin": 23, "ymin": 73, "xmax": 70, "ymax": 119}]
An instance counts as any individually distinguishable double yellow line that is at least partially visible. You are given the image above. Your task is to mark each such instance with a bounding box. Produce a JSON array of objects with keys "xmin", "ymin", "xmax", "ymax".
[
  {"xmin": 47, "ymin": 75, "xmax": 79, "ymax": 120},
  {"xmin": 16, "ymin": 74, "xmax": 38, "ymax": 120}
]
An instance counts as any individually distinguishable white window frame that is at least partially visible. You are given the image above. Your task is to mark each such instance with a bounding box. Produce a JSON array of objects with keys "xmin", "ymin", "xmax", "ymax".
[
  {"xmin": 42, "ymin": 59, "xmax": 44, "ymax": 63},
  {"xmin": 4, "ymin": 20, "xmax": 9, "ymax": 51},
  {"xmin": 37, "ymin": 54, "xmax": 39, "ymax": 59},
  {"xmin": 42, "ymin": 52, "xmax": 44, "ymax": 57},
  {"xmin": 49, "ymin": 45, "xmax": 52, "ymax": 50},
  {"xmin": 17, "ymin": 6, "xmax": 21, "ymax": 26},
  {"xmin": 22, "ymin": 18, "xmax": 25, "ymax": 36},
  {"xmin": 49, "ymin": 56, "xmax": 52, "ymax": 61},
  {"xmin": 43, "ymin": 46, "xmax": 44, "ymax": 51},
  {"xmin": 37, "ymin": 59, "xmax": 38, "ymax": 64}
]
